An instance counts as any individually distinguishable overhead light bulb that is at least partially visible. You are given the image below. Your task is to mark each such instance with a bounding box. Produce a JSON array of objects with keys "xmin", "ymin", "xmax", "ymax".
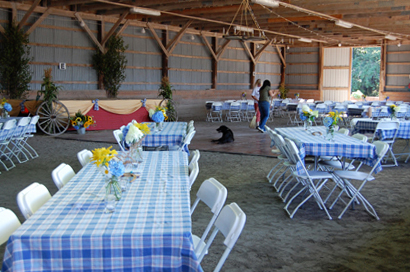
[
  {"xmin": 287, "ymin": 45, "xmax": 290, "ymax": 50},
  {"xmin": 338, "ymin": 43, "xmax": 342, "ymax": 47},
  {"xmin": 335, "ymin": 20, "xmax": 353, "ymax": 29},
  {"xmin": 298, "ymin": 38, "xmax": 312, "ymax": 43},
  {"xmin": 385, "ymin": 34, "xmax": 397, "ymax": 41},
  {"xmin": 190, "ymin": 35, "xmax": 195, "ymax": 41},
  {"xmin": 141, "ymin": 27, "xmax": 146, "ymax": 34},
  {"xmin": 252, "ymin": 0, "xmax": 279, "ymax": 8},
  {"xmin": 398, "ymin": 42, "xmax": 401, "ymax": 47},
  {"xmin": 130, "ymin": 7, "xmax": 161, "ymax": 16},
  {"xmin": 80, "ymin": 21, "xmax": 85, "ymax": 28}
]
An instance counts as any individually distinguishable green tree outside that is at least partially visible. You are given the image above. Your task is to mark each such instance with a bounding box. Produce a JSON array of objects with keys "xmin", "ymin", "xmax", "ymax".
[{"xmin": 351, "ymin": 47, "xmax": 381, "ymax": 97}]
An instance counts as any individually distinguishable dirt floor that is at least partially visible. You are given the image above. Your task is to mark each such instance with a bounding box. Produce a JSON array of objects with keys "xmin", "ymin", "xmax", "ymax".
[{"xmin": 1, "ymin": 99, "xmax": 410, "ymax": 271}]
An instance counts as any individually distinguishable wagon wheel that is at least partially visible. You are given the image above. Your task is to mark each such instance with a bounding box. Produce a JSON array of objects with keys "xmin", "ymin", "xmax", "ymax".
[{"xmin": 36, "ymin": 100, "xmax": 70, "ymax": 136}]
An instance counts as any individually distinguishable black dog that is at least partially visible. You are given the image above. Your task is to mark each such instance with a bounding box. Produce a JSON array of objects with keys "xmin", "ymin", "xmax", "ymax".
[{"xmin": 211, "ymin": 125, "xmax": 234, "ymax": 144}]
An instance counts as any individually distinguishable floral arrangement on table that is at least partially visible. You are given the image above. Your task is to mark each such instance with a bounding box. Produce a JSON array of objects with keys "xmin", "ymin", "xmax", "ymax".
[
  {"xmin": 90, "ymin": 146, "xmax": 123, "ymax": 200},
  {"xmin": 241, "ymin": 92, "xmax": 247, "ymax": 99},
  {"xmin": 295, "ymin": 93, "xmax": 300, "ymax": 99},
  {"xmin": 70, "ymin": 110, "xmax": 95, "ymax": 130},
  {"xmin": 149, "ymin": 106, "xmax": 168, "ymax": 123},
  {"xmin": 362, "ymin": 94, "xmax": 367, "ymax": 101},
  {"xmin": 323, "ymin": 111, "xmax": 343, "ymax": 140},
  {"xmin": 119, "ymin": 121, "xmax": 151, "ymax": 164},
  {"xmin": 385, "ymin": 96, "xmax": 390, "ymax": 101},
  {"xmin": 0, "ymin": 98, "xmax": 12, "ymax": 118},
  {"xmin": 388, "ymin": 104, "xmax": 400, "ymax": 119},
  {"xmin": 300, "ymin": 105, "xmax": 318, "ymax": 131}
]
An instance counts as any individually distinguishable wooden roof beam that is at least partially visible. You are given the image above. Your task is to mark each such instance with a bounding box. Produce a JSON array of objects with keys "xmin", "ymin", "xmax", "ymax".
[
  {"xmin": 101, "ymin": 11, "xmax": 129, "ymax": 46},
  {"xmin": 18, "ymin": 0, "xmax": 41, "ymax": 30},
  {"xmin": 50, "ymin": 0, "xmax": 96, "ymax": 7},
  {"xmin": 74, "ymin": 12, "xmax": 104, "ymax": 53},
  {"xmin": 26, "ymin": 8, "xmax": 51, "ymax": 35}
]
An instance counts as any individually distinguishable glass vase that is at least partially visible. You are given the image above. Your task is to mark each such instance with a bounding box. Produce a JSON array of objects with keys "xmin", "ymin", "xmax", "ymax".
[
  {"xmin": 106, "ymin": 176, "xmax": 122, "ymax": 201},
  {"xmin": 326, "ymin": 126, "xmax": 335, "ymax": 141},
  {"xmin": 129, "ymin": 142, "xmax": 144, "ymax": 164},
  {"xmin": 1, "ymin": 109, "xmax": 8, "ymax": 118},
  {"xmin": 304, "ymin": 120, "xmax": 312, "ymax": 131}
]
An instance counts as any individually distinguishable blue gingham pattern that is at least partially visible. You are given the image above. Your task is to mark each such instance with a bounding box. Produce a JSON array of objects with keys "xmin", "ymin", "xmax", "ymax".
[
  {"xmin": 0, "ymin": 118, "xmax": 36, "ymax": 141},
  {"xmin": 275, "ymin": 127, "xmax": 382, "ymax": 174},
  {"xmin": 2, "ymin": 151, "xmax": 202, "ymax": 272},
  {"xmin": 352, "ymin": 119, "xmax": 410, "ymax": 140},
  {"xmin": 142, "ymin": 122, "xmax": 187, "ymax": 147}
]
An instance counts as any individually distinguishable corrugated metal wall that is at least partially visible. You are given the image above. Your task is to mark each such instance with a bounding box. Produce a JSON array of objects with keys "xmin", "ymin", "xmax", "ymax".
[
  {"xmin": 286, "ymin": 47, "xmax": 319, "ymax": 90},
  {"xmin": 386, "ymin": 44, "xmax": 410, "ymax": 91},
  {"xmin": 255, "ymin": 46, "xmax": 281, "ymax": 89}
]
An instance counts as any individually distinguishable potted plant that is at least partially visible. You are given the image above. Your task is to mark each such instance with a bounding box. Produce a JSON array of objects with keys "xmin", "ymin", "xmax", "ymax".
[
  {"xmin": 70, "ymin": 110, "xmax": 95, "ymax": 134},
  {"xmin": 278, "ymin": 83, "xmax": 289, "ymax": 99},
  {"xmin": 158, "ymin": 76, "xmax": 177, "ymax": 121},
  {"xmin": 36, "ymin": 68, "xmax": 61, "ymax": 105}
]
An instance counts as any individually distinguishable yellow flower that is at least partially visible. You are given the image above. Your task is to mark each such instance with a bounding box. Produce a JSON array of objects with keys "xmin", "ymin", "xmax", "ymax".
[
  {"xmin": 91, "ymin": 146, "xmax": 117, "ymax": 167},
  {"xmin": 134, "ymin": 123, "xmax": 151, "ymax": 135},
  {"xmin": 75, "ymin": 117, "xmax": 82, "ymax": 123}
]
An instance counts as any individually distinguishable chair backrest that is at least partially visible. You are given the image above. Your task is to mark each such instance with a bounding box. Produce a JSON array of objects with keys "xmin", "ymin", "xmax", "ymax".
[
  {"xmin": 189, "ymin": 161, "xmax": 199, "ymax": 187},
  {"xmin": 29, "ymin": 115, "xmax": 40, "ymax": 125},
  {"xmin": 197, "ymin": 203, "xmax": 246, "ymax": 272},
  {"xmin": 77, "ymin": 149, "xmax": 93, "ymax": 167},
  {"xmin": 351, "ymin": 133, "xmax": 368, "ymax": 142},
  {"xmin": 17, "ymin": 182, "xmax": 51, "ymax": 219},
  {"xmin": 16, "ymin": 117, "xmax": 31, "ymax": 132},
  {"xmin": 337, "ymin": 128, "xmax": 349, "ymax": 136},
  {"xmin": 189, "ymin": 149, "xmax": 200, "ymax": 168},
  {"xmin": 51, "ymin": 163, "xmax": 76, "ymax": 190},
  {"xmin": 181, "ymin": 130, "xmax": 196, "ymax": 151},
  {"xmin": 113, "ymin": 129, "xmax": 125, "ymax": 151},
  {"xmin": 191, "ymin": 178, "xmax": 228, "ymax": 254},
  {"xmin": 0, "ymin": 207, "xmax": 21, "ymax": 245},
  {"xmin": 373, "ymin": 121, "xmax": 400, "ymax": 143}
]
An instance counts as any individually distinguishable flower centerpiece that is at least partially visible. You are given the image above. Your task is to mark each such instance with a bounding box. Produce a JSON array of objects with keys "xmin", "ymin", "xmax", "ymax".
[
  {"xmin": 149, "ymin": 106, "xmax": 168, "ymax": 131},
  {"xmin": 385, "ymin": 96, "xmax": 390, "ymax": 101},
  {"xmin": 0, "ymin": 98, "xmax": 12, "ymax": 118},
  {"xmin": 120, "ymin": 121, "xmax": 150, "ymax": 164},
  {"xmin": 241, "ymin": 92, "xmax": 247, "ymax": 100},
  {"xmin": 362, "ymin": 94, "xmax": 366, "ymax": 101},
  {"xmin": 295, "ymin": 93, "xmax": 300, "ymax": 99},
  {"xmin": 70, "ymin": 110, "xmax": 95, "ymax": 134},
  {"xmin": 299, "ymin": 105, "xmax": 318, "ymax": 131},
  {"xmin": 388, "ymin": 104, "xmax": 400, "ymax": 119},
  {"xmin": 323, "ymin": 111, "xmax": 343, "ymax": 141},
  {"xmin": 90, "ymin": 146, "xmax": 123, "ymax": 200}
]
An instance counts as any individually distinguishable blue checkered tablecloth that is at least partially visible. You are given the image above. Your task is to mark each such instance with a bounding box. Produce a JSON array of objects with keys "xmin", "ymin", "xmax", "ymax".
[
  {"xmin": 275, "ymin": 126, "xmax": 382, "ymax": 174},
  {"xmin": 2, "ymin": 151, "xmax": 202, "ymax": 272},
  {"xmin": 142, "ymin": 122, "xmax": 187, "ymax": 147},
  {"xmin": 352, "ymin": 120, "xmax": 410, "ymax": 140}
]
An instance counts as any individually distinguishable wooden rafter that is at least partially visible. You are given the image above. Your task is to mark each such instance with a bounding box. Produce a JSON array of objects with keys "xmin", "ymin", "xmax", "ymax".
[
  {"xmin": 275, "ymin": 44, "xmax": 286, "ymax": 68},
  {"xmin": 216, "ymin": 39, "xmax": 230, "ymax": 61},
  {"xmin": 101, "ymin": 11, "xmax": 129, "ymax": 46},
  {"xmin": 74, "ymin": 12, "xmax": 104, "ymax": 53},
  {"xmin": 18, "ymin": 0, "xmax": 41, "ymax": 30},
  {"xmin": 146, "ymin": 22, "xmax": 169, "ymax": 57},
  {"xmin": 116, "ymin": 20, "xmax": 130, "ymax": 37},
  {"xmin": 166, "ymin": 20, "xmax": 193, "ymax": 55},
  {"xmin": 200, "ymin": 33, "xmax": 217, "ymax": 60},
  {"xmin": 26, "ymin": 8, "xmax": 51, "ymax": 35},
  {"xmin": 241, "ymin": 41, "xmax": 256, "ymax": 64},
  {"xmin": 50, "ymin": 0, "xmax": 96, "ymax": 7},
  {"xmin": 255, "ymin": 40, "xmax": 273, "ymax": 62}
]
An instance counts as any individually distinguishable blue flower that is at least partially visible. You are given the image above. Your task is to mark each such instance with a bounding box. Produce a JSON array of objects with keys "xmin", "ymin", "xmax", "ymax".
[
  {"xmin": 386, "ymin": 96, "xmax": 389, "ymax": 100},
  {"xmin": 323, "ymin": 117, "xmax": 333, "ymax": 127},
  {"xmin": 3, "ymin": 103, "xmax": 12, "ymax": 112},
  {"xmin": 299, "ymin": 113, "xmax": 307, "ymax": 121},
  {"xmin": 108, "ymin": 160, "xmax": 125, "ymax": 177},
  {"xmin": 152, "ymin": 111, "xmax": 165, "ymax": 122},
  {"xmin": 388, "ymin": 107, "xmax": 393, "ymax": 114}
]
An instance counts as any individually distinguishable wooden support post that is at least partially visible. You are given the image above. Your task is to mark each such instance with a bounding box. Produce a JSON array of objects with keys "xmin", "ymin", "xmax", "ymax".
[
  {"xmin": 318, "ymin": 44, "xmax": 324, "ymax": 101},
  {"xmin": 212, "ymin": 37, "xmax": 218, "ymax": 89},
  {"xmin": 18, "ymin": 0, "xmax": 41, "ymax": 31},
  {"xmin": 379, "ymin": 40, "xmax": 387, "ymax": 95},
  {"xmin": 250, "ymin": 43, "xmax": 256, "ymax": 88},
  {"xmin": 280, "ymin": 47, "xmax": 286, "ymax": 86},
  {"xmin": 162, "ymin": 30, "xmax": 169, "ymax": 78}
]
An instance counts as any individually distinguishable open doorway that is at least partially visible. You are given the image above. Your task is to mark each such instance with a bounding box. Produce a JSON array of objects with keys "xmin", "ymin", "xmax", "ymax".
[{"xmin": 351, "ymin": 47, "xmax": 381, "ymax": 99}]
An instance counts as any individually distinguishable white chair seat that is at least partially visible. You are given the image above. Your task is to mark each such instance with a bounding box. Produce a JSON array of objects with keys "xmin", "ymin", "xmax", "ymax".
[
  {"xmin": 333, "ymin": 170, "xmax": 375, "ymax": 181},
  {"xmin": 295, "ymin": 170, "xmax": 333, "ymax": 180},
  {"xmin": 0, "ymin": 207, "xmax": 21, "ymax": 245},
  {"xmin": 320, "ymin": 160, "xmax": 355, "ymax": 170},
  {"xmin": 192, "ymin": 234, "xmax": 207, "ymax": 257}
]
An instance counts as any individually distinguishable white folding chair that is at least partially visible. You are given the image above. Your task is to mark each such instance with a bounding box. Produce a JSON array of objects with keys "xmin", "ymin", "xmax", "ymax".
[
  {"xmin": 0, "ymin": 119, "xmax": 17, "ymax": 171},
  {"xmin": 283, "ymin": 138, "xmax": 333, "ymax": 220},
  {"xmin": 189, "ymin": 149, "xmax": 200, "ymax": 169},
  {"xmin": 337, "ymin": 128, "xmax": 349, "ymax": 136},
  {"xmin": 205, "ymin": 101, "xmax": 214, "ymax": 122},
  {"xmin": 226, "ymin": 101, "xmax": 241, "ymax": 122},
  {"xmin": 0, "ymin": 207, "xmax": 21, "ymax": 245},
  {"xmin": 191, "ymin": 178, "xmax": 228, "ymax": 257},
  {"xmin": 189, "ymin": 160, "xmax": 199, "ymax": 188},
  {"xmin": 113, "ymin": 129, "xmax": 125, "ymax": 151},
  {"xmin": 77, "ymin": 149, "xmax": 92, "ymax": 167},
  {"xmin": 371, "ymin": 121, "xmax": 399, "ymax": 167},
  {"xmin": 196, "ymin": 202, "xmax": 246, "ymax": 272},
  {"xmin": 17, "ymin": 182, "xmax": 51, "ymax": 220},
  {"xmin": 170, "ymin": 130, "xmax": 196, "ymax": 153},
  {"xmin": 52, "ymin": 163, "xmax": 76, "ymax": 190},
  {"xmin": 9, "ymin": 117, "xmax": 31, "ymax": 163},
  {"xmin": 331, "ymin": 141, "xmax": 389, "ymax": 219},
  {"xmin": 210, "ymin": 102, "xmax": 223, "ymax": 122},
  {"xmin": 19, "ymin": 115, "xmax": 40, "ymax": 159}
]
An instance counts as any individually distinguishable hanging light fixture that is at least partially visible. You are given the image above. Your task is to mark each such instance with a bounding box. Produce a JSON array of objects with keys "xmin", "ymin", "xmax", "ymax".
[
  {"xmin": 130, "ymin": 7, "xmax": 161, "ymax": 16},
  {"xmin": 385, "ymin": 34, "xmax": 397, "ymax": 41},
  {"xmin": 298, "ymin": 37, "xmax": 312, "ymax": 43},
  {"xmin": 223, "ymin": 0, "xmax": 267, "ymax": 41},
  {"xmin": 252, "ymin": 0, "xmax": 279, "ymax": 8},
  {"xmin": 335, "ymin": 20, "xmax": 353, "ymax": 29}
]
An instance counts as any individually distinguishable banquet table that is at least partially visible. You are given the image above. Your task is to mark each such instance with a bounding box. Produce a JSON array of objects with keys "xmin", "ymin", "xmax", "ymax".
[
  {"xmin": 2, "ymin": 151, "xmax": 202, "ymax": 272},
  {"xmin": 352, "ymin": 119, "xmax": 410, "ymax": 140},
  {"xmin": 274, "ymin": 126, "xmax": 382, "ymax": 173},
  {"xmin": 142, "ymin": 122, "xmax": 187, "ymax": 150},
  {"xmin": 0, "ymin": 117, "xmax": 36, "ymax": 141}
]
